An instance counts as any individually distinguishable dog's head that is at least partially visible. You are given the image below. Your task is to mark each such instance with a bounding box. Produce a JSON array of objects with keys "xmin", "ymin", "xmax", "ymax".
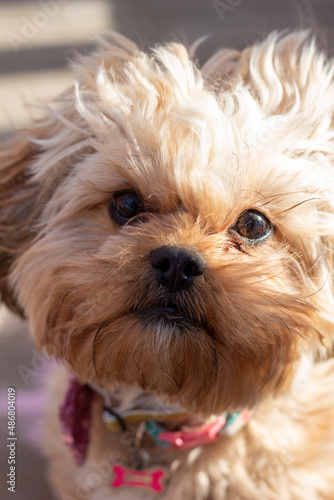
[{"xmin": 1, "ymin": 32, "xmax": 334, "ymax": 416}]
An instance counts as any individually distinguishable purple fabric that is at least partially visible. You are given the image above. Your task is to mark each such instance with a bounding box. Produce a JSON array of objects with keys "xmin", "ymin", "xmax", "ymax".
[{"xmin": 59, "ymin": 375, "xmax": 95, "ymax": 465}]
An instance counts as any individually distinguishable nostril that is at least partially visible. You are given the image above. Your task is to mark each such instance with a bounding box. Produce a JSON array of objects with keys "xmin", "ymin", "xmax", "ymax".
[
  {"xmin": 159, "ymin": 258, "xmax": 171, "ymax": 273},
  {"xmin": 183, "ymin": 262, "xmax": 194, "ymax": 278},
  {"xmin": 150, "ymin": 250, "xmax": 172, "ymax": 273},
  {"xmin": 184, "ymin": 258, "xmax": 204, "ymax": 277}
]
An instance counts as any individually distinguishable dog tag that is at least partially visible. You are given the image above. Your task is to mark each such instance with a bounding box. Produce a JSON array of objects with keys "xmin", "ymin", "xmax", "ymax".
[{"xmin": 111, "ymin": 464, "xmax": 167, "ymax": 493}]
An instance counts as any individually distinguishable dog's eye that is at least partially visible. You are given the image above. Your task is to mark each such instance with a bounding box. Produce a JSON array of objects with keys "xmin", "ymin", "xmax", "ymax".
[
  {"xmin": 232, "ymin": 210, "xmax": 272, "ymax": 242},
  {"xmin": 109, "ymin": 190, "xmax": 145, "ymax": 224}
]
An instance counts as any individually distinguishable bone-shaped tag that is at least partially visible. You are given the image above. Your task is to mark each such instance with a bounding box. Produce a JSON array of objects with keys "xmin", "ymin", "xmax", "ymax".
[{"xmin": 111, "ymin": 464, "xmax": 166, "ymax": 493}]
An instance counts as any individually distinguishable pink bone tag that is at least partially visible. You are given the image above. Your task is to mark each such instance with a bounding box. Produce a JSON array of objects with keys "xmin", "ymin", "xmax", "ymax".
[{"xmin": 111, "ymin": 464, "xmax": 167, "ymax": 493}]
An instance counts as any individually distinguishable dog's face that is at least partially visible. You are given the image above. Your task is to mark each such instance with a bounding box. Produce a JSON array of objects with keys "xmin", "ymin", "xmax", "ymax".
[{"xmin": 1, "ymin": 33, "xmax": 334, "ymax": 416}]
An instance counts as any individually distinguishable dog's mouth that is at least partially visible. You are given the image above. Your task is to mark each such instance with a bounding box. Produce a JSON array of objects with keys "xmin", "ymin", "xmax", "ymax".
[
  {"xmin": 140, "ymin": 304, "xmax": 189, "ymax": 321},
  {"xmin": 134, "ymin": 302, "xmax": 206, "ymax": 329}
]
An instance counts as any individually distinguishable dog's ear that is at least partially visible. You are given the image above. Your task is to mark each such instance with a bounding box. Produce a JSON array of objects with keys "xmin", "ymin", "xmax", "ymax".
[
  {"xmin": 0, "ymin": 108, "xmax": 91, "ymax": 316},
  {"xmin": 0, "ymin": 131, "xmax": 45, "ymax": 315},
  {"xmin": 0, "ymin": 34, "xmax": 138, "ymax": 317}
]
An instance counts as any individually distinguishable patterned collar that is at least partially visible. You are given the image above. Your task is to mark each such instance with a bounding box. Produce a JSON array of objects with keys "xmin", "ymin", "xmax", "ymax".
[
  {"xmin": 102, "ymin": 405, "xmax": 251, "ymax": 450},
  {"xmin": 59, "ymin": 375, "xmax": 251, "ymax": 466}
]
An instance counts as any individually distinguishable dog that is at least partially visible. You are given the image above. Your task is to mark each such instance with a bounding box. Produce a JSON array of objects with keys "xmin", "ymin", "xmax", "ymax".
[{"xmin": 1, "ymin": 30, "xmax": 334, "ymax": 500}]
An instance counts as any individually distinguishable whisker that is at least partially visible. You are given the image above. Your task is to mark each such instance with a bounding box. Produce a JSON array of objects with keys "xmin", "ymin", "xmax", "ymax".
[{"xmin": 274, "ymin": 197, "xmax": 318, "ymax": 215}]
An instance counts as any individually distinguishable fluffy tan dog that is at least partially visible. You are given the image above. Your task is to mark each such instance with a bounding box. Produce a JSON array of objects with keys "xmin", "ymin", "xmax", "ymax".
[{"xmin": 1, "ymin": 31, "xmax": 334, "ymax": 499}]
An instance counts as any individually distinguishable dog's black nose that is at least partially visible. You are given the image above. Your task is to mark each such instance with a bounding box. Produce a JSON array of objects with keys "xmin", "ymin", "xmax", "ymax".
[{"xmin": 150, "ymin": 246, "xmax": 206, "ymax": 292}]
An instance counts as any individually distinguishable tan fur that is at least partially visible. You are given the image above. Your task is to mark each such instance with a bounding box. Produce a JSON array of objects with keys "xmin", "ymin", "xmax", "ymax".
[{"xmin": 1, "ymin": 31, "xmax": 334, "ymax": 499}]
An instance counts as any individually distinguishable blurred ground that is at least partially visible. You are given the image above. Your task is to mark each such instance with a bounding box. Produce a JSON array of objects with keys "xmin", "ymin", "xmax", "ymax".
[{"xmin": 0, "ymin": 0, "xmax": 334, "ymax": 499}]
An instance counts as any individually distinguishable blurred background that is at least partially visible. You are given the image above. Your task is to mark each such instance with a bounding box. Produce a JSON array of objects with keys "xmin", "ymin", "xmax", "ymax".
[{"xmin": 0, "ymin": 0, "xmax": 334, "ymax": 499}]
